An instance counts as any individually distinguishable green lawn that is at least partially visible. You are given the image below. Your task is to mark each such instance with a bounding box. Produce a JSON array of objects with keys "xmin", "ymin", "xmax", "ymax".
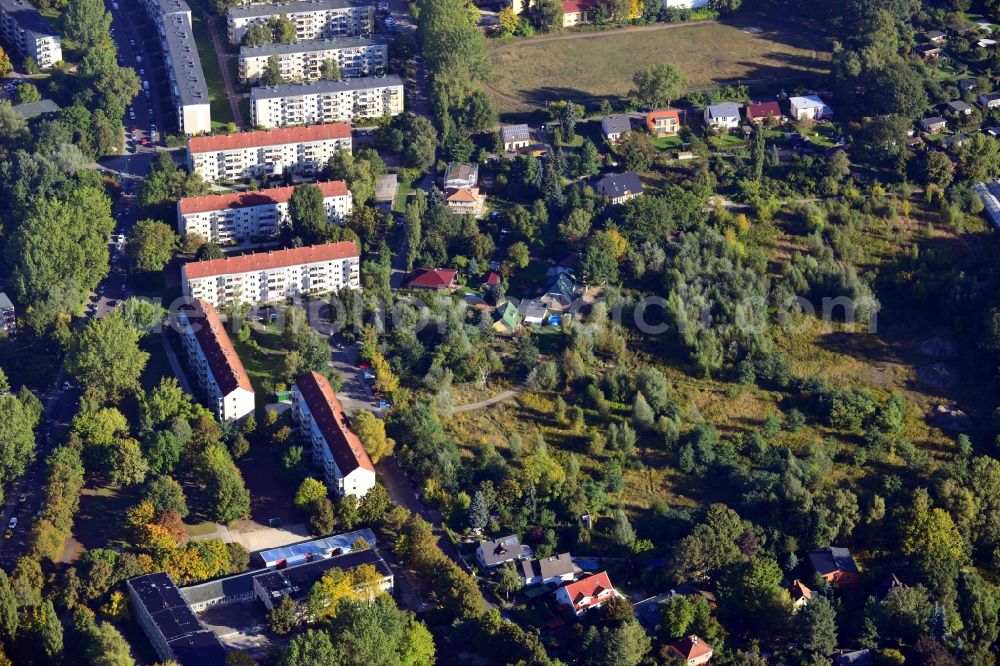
[
  {"xmin": 230, "ymin": 325, "xmax": 288, "ymax": 405},
  {"xmin": 651, "ymin": 135, "xmax": 684, "ymax": 151},
  {"xmin": 188, "ymin": 5, "xmax": 235, "ymax": 129}
]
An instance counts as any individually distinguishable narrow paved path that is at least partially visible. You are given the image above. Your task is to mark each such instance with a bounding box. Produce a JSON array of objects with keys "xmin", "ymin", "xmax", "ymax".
[{"xmin": 449, "ymin": 385, "xmax": 525, "ymax": 414}]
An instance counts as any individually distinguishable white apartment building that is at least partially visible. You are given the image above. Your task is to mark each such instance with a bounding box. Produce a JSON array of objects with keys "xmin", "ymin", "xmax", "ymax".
[
  {"xmin": 177, "ymin": 180, "xmax": 352, "ymax": 245},
  {"xmin": 0, "ymin": 0, "xmax": 61, "ymax": 68},
  {"xmin": 250, "ymin": 75, "xmax": 403, "ymax": 128},
  {"xmin": 227, "ymin": 0, "xmax": 374, "ymax": 45},
  {"xmin": 292, "ymin": 370, "xmax": 376, "ymax": 497},
  {"xmin": 141, "ymin": 0, "xmax": 211, "ymax": 134},
  {"xmin": 181, "ymin": 240, "xmax": 361, "ymax": 308},
  {"xmin": 186, "ymin": 123, "xmax": 352, "ymax": 182},
  {"xmin": 239, "ymin": 36, "xmax": 387, "ymax": 83},
  {"xmin": 177, "ymin": 298, "xmax": 256, "ymax": 422}
]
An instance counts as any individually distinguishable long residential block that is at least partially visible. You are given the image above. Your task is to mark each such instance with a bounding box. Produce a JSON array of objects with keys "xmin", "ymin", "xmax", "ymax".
[
  {"xmin": 0, "ymin": 0, "xmax": 61, "ymax": 68},
  {"xmin": 177, "ymin": 298, "xmax": 255, "ymax": 422},
  {"xmin": 180, "ymin": 241, "xmax": 361, "ymax": 308},
  {"xmin": 292, "ymin": 370, "xmax": 376, "ymax": 497},
  {"xmin": 227, "ymin": 0, "xmax": 374, "ymax": 45},
  {"xmin": 141, "ymin": 0, "xmax": 211, "ymax": 134},
  {"xmin": 239, "ymin": 36, "xmax": 387, "ymax": 83},
  {"xmin": 177, "ymin": 180, "xmax": 352, "ymax": 245},
  {"xmin": 186, "ymin": 123, "xmax": 352, "ymax": 182},
  {"xmin": 250, "ymin": 75, "xmax": 403, "ymax": 128}
]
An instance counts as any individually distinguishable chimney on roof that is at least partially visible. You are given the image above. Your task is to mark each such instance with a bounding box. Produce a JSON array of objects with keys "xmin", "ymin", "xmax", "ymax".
[{"xmin": 691, "ymin": 636, "xmax": 699, "ymax": 644}]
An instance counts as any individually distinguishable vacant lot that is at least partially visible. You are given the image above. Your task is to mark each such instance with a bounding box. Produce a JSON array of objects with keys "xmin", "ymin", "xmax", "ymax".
[{"xmin": 487, "ymin": 16, "xmax": 830, "ymax": 115}]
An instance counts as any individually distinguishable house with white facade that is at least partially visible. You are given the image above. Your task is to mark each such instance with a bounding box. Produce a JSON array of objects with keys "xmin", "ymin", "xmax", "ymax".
[
  {"xmin": 227, "ymin": 0, "xmax": 374, "ymax": 45},
  {"xmin": 0, "ymin": 0, "xmax": 61, "ymax": 68},
  {"xmin": 555, "ymin": 571, "xmax": 617, "ymax": 616},
  {"xmin": 181, "ymin": 241, "xmax": 360, "ymax": 308},
  {"xmin": 518, "ymin": 553, "xmax": 576, "ymax": 587},
  {"xmin": 187, "ymin": 124, "xmax": 352, "ymax": 183},
  {"xmin": 292, "ymin": 370, "xmax": 376, "ymax": 497},
  {"xmin": 140, "ymin": 0, "xmax": 211, "ymax": 134},
  {"xmin": 239, "ymin": 36, "xmax": 387, "ymax": 83},
  {"xmin": 177, "ymin": 181, "xmax": 351, "ymax": 245},
  {"xmin": 789, "ymin": 95, "xmax": 832, "ymax": 121},
  {"xmin": 703, "ymin": 102, "xmax": 741, "ymax": 129},
  {"xmin": 250, "ymin": 76, "xmax": 404, "ymax": 128},
  {"xmin": 177, "ymin": 298, "xmax": 256, "ymax": 423}
]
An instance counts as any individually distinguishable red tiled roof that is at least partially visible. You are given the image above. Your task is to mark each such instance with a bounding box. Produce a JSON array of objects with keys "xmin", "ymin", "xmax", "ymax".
[
  {"xmin": 408, "ymin": 268, "xmax": 457, "ymax": 289},
  {"xmin": 179, "ymin": 299, "xmax": 253, "ymax": 395},
  {"xmin": 746, "ymin": 101, "xmax": 782, "ymax": 120},
  {"xmin": 296, "ymin": 371, "xmax": 375, "ymax": 475},
  {"xmin": 669, "ymin": 635, "xmax": 714, "ymax": 661},
  {"xmin": 447, "ymin": 187, "xmax": 479, "ymax": 203},
  {"xmin": 790, "ymin": 579, "xmax": 813, "ymax": 601},
  {"xmin": 647, "ymin": 109, "xmax": 681, "ymax": 122},
  {"xmin": 561, "ymin": 572, "xmax": 615, "ymax": 610},
  {"xmin": 562, "ymin": 0, "xmax": 592, "ymax": 11},
  {"xmin": 187, "ymin": 124, "xmax": 351, "ymax": 154},
  {"xmin": 485, "ymin": 272, "xmax": 500, "ymax": 286},
  {"xmin": 182, "ymin": 241, "xmax": 359, "ymax": 280},
  {"xmin": 178, "ymin": 181, "xmax": 349, "ymax": 215}
]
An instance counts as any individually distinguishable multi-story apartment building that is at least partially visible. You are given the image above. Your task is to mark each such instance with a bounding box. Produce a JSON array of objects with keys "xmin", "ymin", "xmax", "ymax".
[
  {"xmin": 180, "ymin": 241, "xmax": 361, "ymax": 308},
  {"xmin": 186, "ymin": 123, "xmax": 352, "ymax": 182},
  {"xmin": 0, "ymin": 0, "xmax": 61, "ymax": 68},
  {"xmin": 141, "ymin": 0, "xmax": 211, "ymax": 134},
  {"xmin": 177, "ymin": 299, "xmax": 256, "ymax": 422},
  {"xmin": 227, "ymin": 0, "xmax": 374, "ymax": 45},
  {"xmin": 292, "ymin": 370, "xmax": 376, "ymax": 497},
  {"xmin": 177, "ymin": 180, "xmax": 352, "ymax": 245},
  {"xmin": 239, "ymin": 36, "xmax": 387, "ymax": 83},
  {"xmin": 250, "ymin": 75, "xmax": 403, "ymax": 128}
]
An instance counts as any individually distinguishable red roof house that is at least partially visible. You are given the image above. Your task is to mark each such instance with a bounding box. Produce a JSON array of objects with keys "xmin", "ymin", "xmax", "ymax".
[
  {"xmin": 746, "ymin": 101, "xmax": 784, "ymax": 124},
  {"xmin": 554, "ymin": 571, "xmax": 616, "ymax": 616},
  {"xmin": 790, "ymin": 579, "xmax": 813, "ymax": 609},
  {"xmin": 646, "ymin": 109, "xmax": 682, "ymax": 137},
  {"xmin": 669, "ymin": 635, "xmax": 714, "ymax": 666},
  {"xmin": 407, "ymin": 268, "xmax": 458, "ymax": 290}
]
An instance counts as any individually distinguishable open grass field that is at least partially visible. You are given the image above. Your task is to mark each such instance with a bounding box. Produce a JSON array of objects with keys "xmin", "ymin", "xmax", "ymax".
[
  {"xmin": 188, "ymin": 6, "xmax": 236, "ymax": 129},
  {"xmin": 486, "ymin": 15, "xmax": 831, "ymax": 115}
]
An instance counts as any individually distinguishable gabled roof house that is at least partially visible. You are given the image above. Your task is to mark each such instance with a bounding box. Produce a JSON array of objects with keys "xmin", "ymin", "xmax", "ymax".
[
  {"xmin": 555, "ymin": 571, "xmax": 617, "ymax": 616},
  {"xmin": 809, "ymin": 546, "xmax": 859, "ymax": 588},
  {"xmin": 476, "ymin": 535, "xmax": 531, "ymax": 570}
]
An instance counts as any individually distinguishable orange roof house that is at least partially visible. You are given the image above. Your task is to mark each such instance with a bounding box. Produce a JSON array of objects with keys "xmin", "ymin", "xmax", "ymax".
[
  {"xmin": 669, "ymin": 635, "xmax": 714, "ymax": 666},
  {"xmin": 554, "ymin": 571, "xmax": 616, "ymax": 616},
  {"xmin": 646, "ymin": 109, "xmax": 681, "ymax": 137}
]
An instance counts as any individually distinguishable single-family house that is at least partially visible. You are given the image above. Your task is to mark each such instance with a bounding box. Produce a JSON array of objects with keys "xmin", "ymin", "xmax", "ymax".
[
  {"xmin": 947, "ymin": 100, "xmax": 973, "ymax": 115},
  {"xmin": 561, "ymin": 0, "xmax": 592, "ymax": 26},
  {"xmin": 374, "ymin": 174, "xmax": 398, "ymax": 213},
  {"xmin": 703, "ymin": 102, "xmax": 740, "ymax": 129},
  {"xmin": 0, "ymin": 292, "xmax": 14, "ymax": 335},
  {"xmin": 446, "ymin": 187, "xmax": 485, "ymax": 217},
  {"xmin": 645, "ymin": 109, "xmax": 681, "ymax": 136},
  {"xmin": 481, "ymin": 272, "xmax": 501, "ymax": 292},
  {"xmin": 746, "ymin": 101, "xmax": 783, "ymax": 124},
  {"xmin": 601, "ymin": 114, "xmax": 632, "ymax": 143},
  {"xmin": 518, "ymin": 299, "xmax": 549, "ymax": 326},
  {"xmin": 789, "ymin": 579, "xmax": 813, "ymax": 610},
  {"xmin": 916, "ymin": 43, "xmax": 941, "ymax": 59},
  {"xmin": 541, "ymin": 273, "xmax": 577, "ymax": 310},
  {"xmin": 595, "ymin": 171, "xmax": 643, "ymax": 204},
  {"xmin": 501, "ymin": 124, "xmax": 532, "ymax": 152},
  {"xmin": 919, "ymin": 116, "xmax": 948, "ymax": 133},
  {"xmin": 960, "ymin": 77, "xmax": 979, "ymax": 92},
  {"xmin": 979, "ymin": 92, "xmax": 1000, "ymax": 108},
  {"xmin": 833, "ymin": 650, "xmax": 873, "ymax": 666},
  {"xmin": 518, "ymin": 553, "xmax": 576, "ymax": 587},
  {"xmin": 668, "ymin": 635, "xmax": 714, "ymax": 666},
  {"xmin": 492, "ymin": 301, "xmax": 521, "ymax": 336},
  {"xmin": 555, "ymin": 571, "xmax": 617, "ymax": 616},
  {"xmin": 977, "ymin": 18, "xmax": 995, "ymax": 30},
  {"xmin": 875, "ymin": 573, "xmax": 906, "ymax": 600},
  {"xmin": 946, "ymin": 133, "xmax": 971, "ymax": 150},
  {"xmin": 789, "ymin": 95, "xmax": 833, "ymax": 121},
  {"xmin": 633, "ymin": 592, "xmax": 676, "ymax": 632},
  {"xmin": 809, "ymin": 546, "xmax": 859, "ymax": 589},
  {"xmin": 980, "ymin": 38, "xmax": 998, "ymax": 48},
  {"xmin": 926, "ymin": 30, "xmax": 947, "ymax": 42},
  {"xmin": 476, "ymin": 535, "xmax": 531, "ymax": 571},
  {"xmin": 443, "ymin": 162, "xmax": 479, "ymax": 190},
  {"xmin": 407, "ymin": 268, "xmax": 458, "ymax": 290}
]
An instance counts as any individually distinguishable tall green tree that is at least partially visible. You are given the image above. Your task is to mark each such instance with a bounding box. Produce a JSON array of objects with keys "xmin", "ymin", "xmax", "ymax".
[
  {"xmin": 66, "ymin": 314, "xmax": 149, "ymax": 401},
  {"xmin": 631, "ymin": 63, "xmax": 686, "ymax": 109},
  {"xmin": 0, "ymin": 391, "xmax": 39, "ymax": 485},
  {"xmin": 794, "ymin": 596, "xmax": 837, "ymax": 655},
  {"xmin": 62, "ymin": 0, "xmax": 111, "ymax": 50},
  {"xmin": 288, "ymin": 183, "xmax": 329, "ymax": 244},
  {"xmin": 261, "ymin": 54, "xmax": 284, "ymax": 86},
  {"xmin": 321, "ymin": 58, "xmax": 340, "ymax": 81},
  {"xmin": 127, "ymin": 219, "xmax": 178, "ymax": 273}
]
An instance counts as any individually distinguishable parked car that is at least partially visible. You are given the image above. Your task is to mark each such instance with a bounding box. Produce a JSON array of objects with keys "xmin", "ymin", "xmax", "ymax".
[
  {"xmin": 8, "ymin": 517, "xmax": 16, "ymax": 530},
  {"xmin": 377, "ymin": 400, "xmax": 391, "ymax": 409}
]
